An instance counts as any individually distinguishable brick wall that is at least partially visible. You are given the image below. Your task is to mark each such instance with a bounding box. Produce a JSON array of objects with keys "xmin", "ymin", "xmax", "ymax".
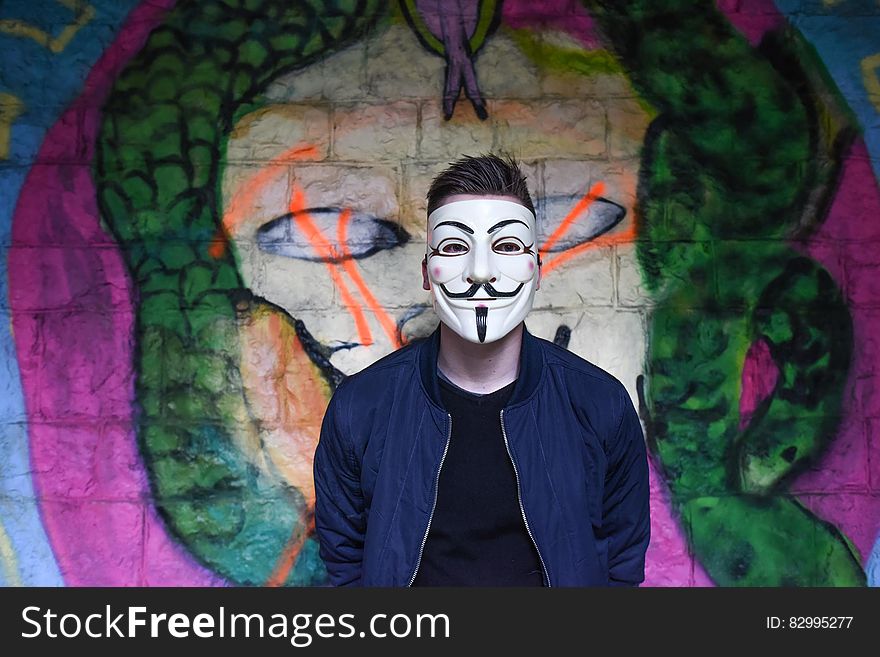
[{"xmin": 1, "ymin": 0, "xmax": 878, "ymax": 586}]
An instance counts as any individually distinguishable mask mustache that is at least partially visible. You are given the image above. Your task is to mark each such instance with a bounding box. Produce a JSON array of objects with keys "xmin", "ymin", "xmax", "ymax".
[{"xmin": 440, "ymin": 281, "xmax": 524, "ymax": 299}]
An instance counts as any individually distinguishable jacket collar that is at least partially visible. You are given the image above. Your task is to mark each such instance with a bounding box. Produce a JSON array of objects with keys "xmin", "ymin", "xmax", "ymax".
[{"xmin": 417, "ymin": 321, "xmax": 545, "ymax": 410}]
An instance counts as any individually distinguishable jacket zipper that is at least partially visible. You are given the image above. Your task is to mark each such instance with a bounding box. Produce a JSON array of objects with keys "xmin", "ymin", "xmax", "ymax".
[
  {"xmin": 407, "ymin": 412, "xmax": 453, "ymax": 586},
  {"xmin": 500, "ymin": 408, "xmax": 551, "ymax": 586}
]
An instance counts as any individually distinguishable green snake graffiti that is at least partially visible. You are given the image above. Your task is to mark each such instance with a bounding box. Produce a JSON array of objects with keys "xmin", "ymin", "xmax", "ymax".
[
  {"xmin": 95, "ymin": 0, "xmax": 386, "ymax": 585},
  {"xmin": 587, "ymin": 0, "xmax": 865, "ymax": 584}
]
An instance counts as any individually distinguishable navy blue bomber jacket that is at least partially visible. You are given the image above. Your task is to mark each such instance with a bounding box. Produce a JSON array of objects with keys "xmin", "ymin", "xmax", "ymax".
[{"xmin": 313, "ymin": 323, "xmax": 651, "ymax": 586}]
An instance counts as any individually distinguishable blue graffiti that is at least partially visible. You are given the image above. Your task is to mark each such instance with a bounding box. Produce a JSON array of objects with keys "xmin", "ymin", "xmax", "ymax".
[{"xmin": 774, "ymin": 0, "xmax": 880, "ymax": 182}]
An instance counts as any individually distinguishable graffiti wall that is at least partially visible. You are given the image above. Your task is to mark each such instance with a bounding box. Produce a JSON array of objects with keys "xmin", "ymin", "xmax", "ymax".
[{"xmin": 1, "ymin": 0, "xmax": 878, "ymax": 586}]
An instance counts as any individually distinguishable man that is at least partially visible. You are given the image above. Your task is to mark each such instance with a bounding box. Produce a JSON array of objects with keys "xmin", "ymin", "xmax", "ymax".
[{"xmin": 314, "ymin": 154, "xmax": 650, "ymax": 586}]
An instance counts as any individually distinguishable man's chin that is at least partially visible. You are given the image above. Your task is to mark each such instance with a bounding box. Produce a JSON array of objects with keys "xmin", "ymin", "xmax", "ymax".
[{"xmin": 439, "ymin": 319, "xmax": 520, "ymax": 345}]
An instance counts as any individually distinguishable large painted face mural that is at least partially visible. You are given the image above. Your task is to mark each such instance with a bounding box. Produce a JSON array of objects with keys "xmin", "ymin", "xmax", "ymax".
[
  {"xmin": 2, "ymin": 0, "xmax": 879, "ymax": 587},
  {"xmin": 220, "ymin": 22, "xmax": 635, "ymax": 380}
]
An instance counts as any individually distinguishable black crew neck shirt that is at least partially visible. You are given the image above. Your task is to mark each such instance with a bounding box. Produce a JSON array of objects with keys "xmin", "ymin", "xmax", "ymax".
[{"xmin": 410, "ymin": 372, "xmax": 545, "ymax": 586}]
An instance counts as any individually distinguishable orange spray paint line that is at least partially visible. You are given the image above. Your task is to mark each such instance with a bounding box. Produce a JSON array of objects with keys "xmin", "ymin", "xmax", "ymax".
[
  {"xmin": 288, "ymin": 186, "xmax": 375, "ymax": 346},
  {"xmin": 211, "ymin": 144, "xmax": 319, "ymax": 259},
  {"xmin": 542, "ymin": 222, "xmax": 637, "ymax": 275},
  {"xmin": 336, "ymin": 208, "xmax": 402, "ymax": 349},
  {"xmin": 265, "ymin": 510, "xmax": 311, "ymax": 587},
  {"xmin": 538, "ymin": 181, "xmax": 605, "ymax": 260}
]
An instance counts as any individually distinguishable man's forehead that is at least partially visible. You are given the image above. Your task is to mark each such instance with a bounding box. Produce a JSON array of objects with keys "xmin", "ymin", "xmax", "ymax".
[{"xmin": 427, "ymin": 197, "xmax": 536, "ymax": 229}]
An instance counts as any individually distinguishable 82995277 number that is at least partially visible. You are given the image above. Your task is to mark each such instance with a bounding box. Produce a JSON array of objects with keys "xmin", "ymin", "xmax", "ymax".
[{"xmin": 765, "ymin": 616, "xmax": 853, "ymax": 629}]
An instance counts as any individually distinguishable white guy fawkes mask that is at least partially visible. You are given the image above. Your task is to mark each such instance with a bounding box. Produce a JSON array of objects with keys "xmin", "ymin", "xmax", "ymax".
[{"xmin": 425, "ymin": 198, "xmax": 540, "ymax": 344}]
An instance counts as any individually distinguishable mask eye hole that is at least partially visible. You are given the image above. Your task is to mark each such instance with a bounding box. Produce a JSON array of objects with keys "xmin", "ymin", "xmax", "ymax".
[
  {"xmin": 438, "ymin": 239, "xmax": 469, "ymax": 255},
  {"xmin": 493, "ymin": 238, "xmax": 526, "ymax": 255}
]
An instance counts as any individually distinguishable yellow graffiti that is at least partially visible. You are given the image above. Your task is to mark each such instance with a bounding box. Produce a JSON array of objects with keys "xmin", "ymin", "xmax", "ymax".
[
  {"xmin": 0, "ymin": 0, "xmax": 94, "ymax": 54},
  {"xmin": 0, "ymin": 517, "xmax": 23, "ymax": 587},
  {"xmin": 862, "ymin": 52, "xmax": 880, "ymax": 114},
  {"xmin": 0, "ymin": 94, "xmax": 24, "ymax": 160}
]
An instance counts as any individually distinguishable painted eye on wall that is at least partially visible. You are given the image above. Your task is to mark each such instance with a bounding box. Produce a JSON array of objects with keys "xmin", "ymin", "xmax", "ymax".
[
  {"xmin": 536, "ymin": 194, "xmax": 626, "ymax": 252},
  {"xmin": 256, "ymin": 208, "xmax": 409, "ymax": 262},
  {"xmin": 493, "ymin": 239, "xmax": 526, "ymax": 254},
  {"xmin": 438, "ymin": 239, "xmax": 469, "ymax": 255}
]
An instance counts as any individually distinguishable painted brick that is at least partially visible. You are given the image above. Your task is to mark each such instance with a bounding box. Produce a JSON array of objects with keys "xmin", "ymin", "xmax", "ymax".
[
  {"xmin": 286, "ymin": 307, "xmax": 407, "ymax": 377},
  {"xmin": 248, "ymin": 247, "xmax": 336, "ymax": 312},
  {"xmin": 225, "ymin": 105, "xmax": 330, "ymax": 163},
  {"xmin": 617, "ymin": 243, "xmax": 655, "ymax": 308},
  {"xmin": 33, "ymin": 106, "xmax": 91, "ymax": 166},
  {"xmin": 797, "ymin": 492, "xmax": 880, "ymax": 568},
  {"xmin": 27, "ymin": 422, "xmax": 144, "ymax": 500},
  {"xmin": 540, "ymin": 66, "xmax": 638, "ymax": 102},
  {"xmin": 6, "ymin": 246, "xmax": 129, "ymax": 312},
  {"xmin": 845, "ymin": 240, "xmax": 880, "ymax": 307},
  {"xmin": 7, "ymin": 165, "xmax": 119, "ymax": 248},
  {"xmin": 818, "ymin": 144, "xmax": 880, "ymax": 242},
  {"xmin": 291, "ymin": 164, "xmax": 400, "ymax": 222},
  {"xmin": 401, "ymin": 161, "xmax": 445, "ymax": 233},
  {"xmin": 850, "ymin": 310, "xmax": 880, "ymax": 419},
  {"xmin": 35, "ymin": 310, "xmax": 135, "ymax": 422},
  {"xmin": 0, "ymin": 497, "xmax": 63, "ymax": 585},
  {"xmin": 0, "ymin": 311, "xmax": 26, "ymax": 424},
  {"xmin": 399, "ymin": 304, "xmax": 440, "ymax": 345},
  {"xmin": 541, "ymin": 159, "xmax": 640, "ymax": 222},
  {"xmin": 255, "ymin": 233, "xmax": 424, "ymax": 320},
  {"xmin": 521, "ymin": 307, "xmax": 589, "ymax": 347},
  {"xmin": 608, "ymin": 96, "xmax": 652, "ymax": 160},
  {"xmin": 794, "ymin": 238, "xmax": 844, "ymax": 298},
  {"xmin": 869, "ymin": 418, "xmax": 880, "ymax": 492},
  {"xmin": 526, "ymin": 306, "xmax": 646, "ymax": 405},
  {"xmin": 0, "ymin": 423, "xmax": 31, "ymax": 491},
  {"xmin": 333, "ymin": 101, "xmax": 418, "ymax": 161},
  {"xmin": 348, "ymin": 240, "xmax": 426, "ymax": 310},
  {"xmin": 142, "ymin": 504, "xmax": 227, "ymax": 586},
  {"xmin": 37, "ymin": 499, "xmax": 145, "ymax": 586},
  {"xmin": 643, "ymin": 461, "xmax": 698, "ymax": 586},
  {"xmin": 232, "ymin": 239, "xmax": 266, "ymax": 299},
  {"xmin": 571, "ymin": 307, "xmax": 646, "ymax": 403},
  {"xmin": 2, "ymin": 0, "xmax": 879, "ymax": 592},
  {"xmin": 264, "ymin": 42, "xmax": 368, "ymax": 103},
  {"xmin": 798, "ymin": 1, "xmax": 880, "ymax": 17},
  {"xmin": 220, "ymin": 163, "xmax": 292, "ymax": 239},
  {"xmin": 536, "ymin": 245, "xmax": 614, "ymax": 309},
  {"xmin": 418, "ymin": 100, "xmax": 496, "ymax": 161},
  {"xmin": 491, "ymin": 99, "xmax": 606, "ymax": 159},
  {"xmin": 474, "ymin": 33, "xmax": 543, "ymax": 99},
  {"xmin": 365, "ymin": 24, "xmax": 445, "ymax": 101},
  {"xmin": 790, "ymin": 412, "xmax": 870, "ymax": 493}
]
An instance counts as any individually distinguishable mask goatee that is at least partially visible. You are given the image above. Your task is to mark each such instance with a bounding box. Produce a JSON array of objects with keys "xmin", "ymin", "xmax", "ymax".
[{"xmin": 475, "ymin": 307, "xmax": 488, "ymax": 343}]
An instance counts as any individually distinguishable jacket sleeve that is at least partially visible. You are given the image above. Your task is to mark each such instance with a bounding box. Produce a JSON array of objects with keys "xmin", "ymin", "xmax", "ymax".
[
  {"xmin": 313, "ymin": 384, "xmax": 366, "ymax": 586},
  {"xmin": 603, "ymin": 385, "xmax": 651, "ymax": 586}
]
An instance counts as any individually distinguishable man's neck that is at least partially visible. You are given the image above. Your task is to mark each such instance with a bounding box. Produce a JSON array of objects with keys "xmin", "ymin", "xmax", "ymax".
[{"xmin": 437, "ymin": 322, "xmax": 523, "ymax": 394}]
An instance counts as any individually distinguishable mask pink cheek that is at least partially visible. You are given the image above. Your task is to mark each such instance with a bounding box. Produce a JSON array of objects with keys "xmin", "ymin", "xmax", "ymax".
[{"xmin": 429, "ymin": 261, "xmax": 463, "ymax": 284}]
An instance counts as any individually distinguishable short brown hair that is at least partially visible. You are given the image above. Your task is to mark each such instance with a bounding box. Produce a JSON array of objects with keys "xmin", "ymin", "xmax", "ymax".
[{"xmin": 426, "ymin": 154, "xmax": 535, "ymax": 217}]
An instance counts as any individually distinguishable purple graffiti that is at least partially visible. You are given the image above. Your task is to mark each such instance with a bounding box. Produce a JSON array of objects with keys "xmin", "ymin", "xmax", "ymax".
[
  {"xmin": 9, "ymin": 0, "xmax": 223, "ymax": 586},
  {"xmin": 415, "ymin": 0, "xmax": 489, "ymax": 119}
]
